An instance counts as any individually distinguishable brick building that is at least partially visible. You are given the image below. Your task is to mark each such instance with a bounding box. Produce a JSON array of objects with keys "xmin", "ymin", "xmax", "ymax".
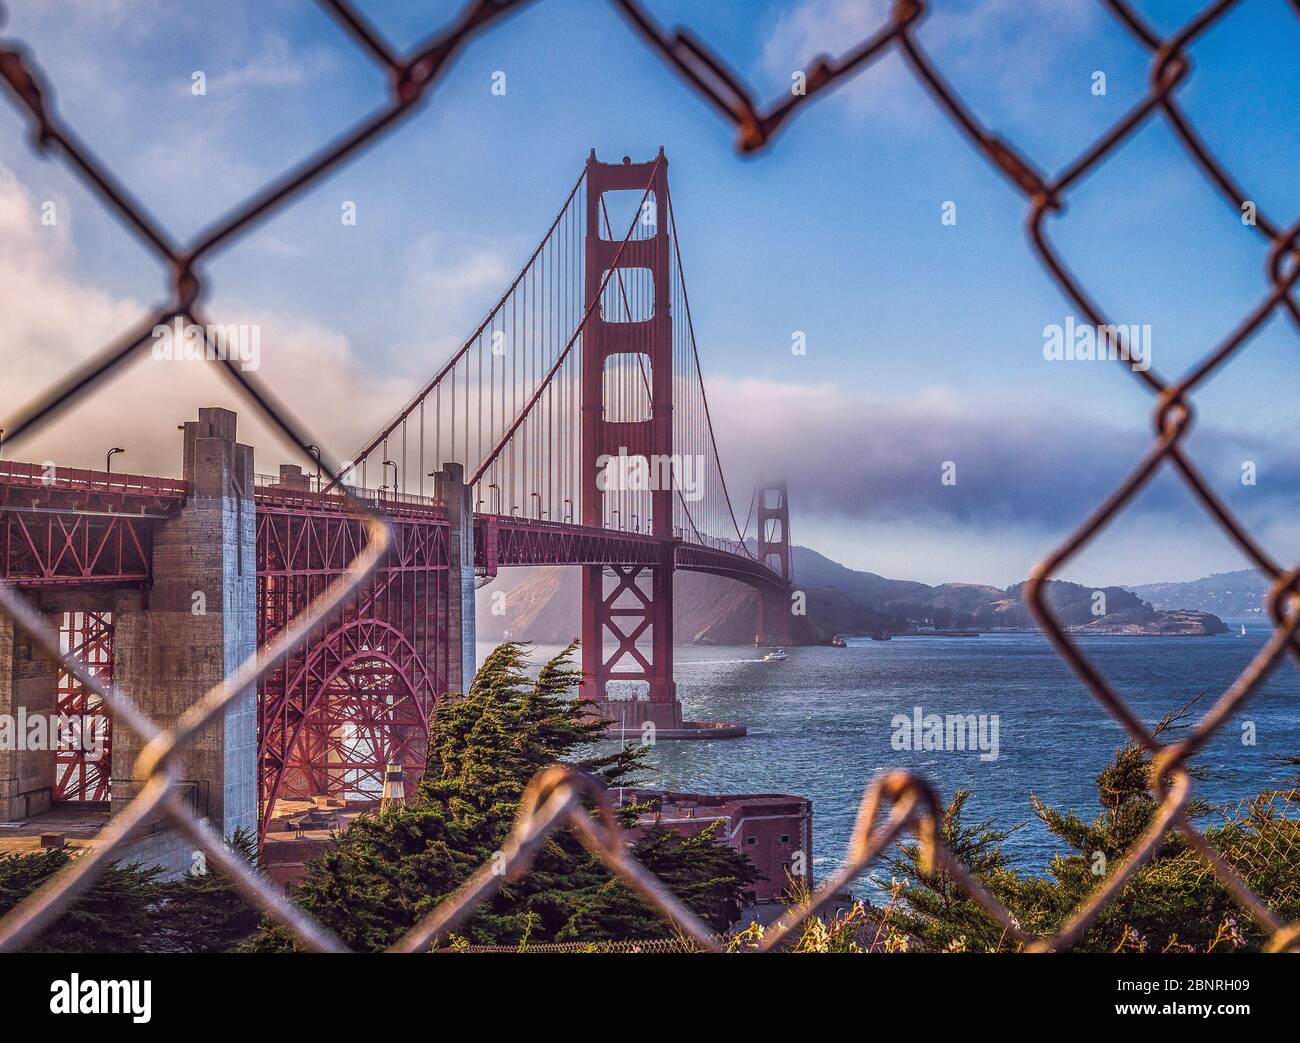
[
  {"xmin": 621, "ymin": 789, "xmax": 813, "ymax": 908},
  {"xmin": 261, "ymin": 786, "xmax": 815, "ymax": 919}
]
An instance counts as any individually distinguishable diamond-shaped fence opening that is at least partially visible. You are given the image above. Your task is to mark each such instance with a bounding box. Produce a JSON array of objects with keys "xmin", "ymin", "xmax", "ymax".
[
  {"xmin": 1175, "ymin": 788, "xmax": 1300, "ymax": 912},
  {"xmin": 1, "ymin": 0, "xmax": 1298, "ymax": 953}
]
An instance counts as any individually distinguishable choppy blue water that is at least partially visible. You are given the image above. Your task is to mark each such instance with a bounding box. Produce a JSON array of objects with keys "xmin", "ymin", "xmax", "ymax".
[{"xmin": 480, "ymin": 621, "xmax": 1300, "ymax": 889}]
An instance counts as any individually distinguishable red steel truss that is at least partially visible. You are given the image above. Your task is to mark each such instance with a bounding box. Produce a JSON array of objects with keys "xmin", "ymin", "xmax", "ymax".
[
  {"xmin": 754, "ymin": 479, "xmax": 794, "ymax": 645},
  {"xmin": 2, "ymin": 512, "xmax": 156, "ymax": 587},
  {"xmin": 256, "ymin": 501, "xmax": 779, "ymax": 831},
  {"xmin": 0, "ymin": 462, "xmax": 184, "ymax": 587},
  {"xmin": 54, "ymin": 609, "xmax": 113, "ymax": 802},
  {"xmin": 479, "ymin": 514, "xmax": 783, "ymax": 589}
]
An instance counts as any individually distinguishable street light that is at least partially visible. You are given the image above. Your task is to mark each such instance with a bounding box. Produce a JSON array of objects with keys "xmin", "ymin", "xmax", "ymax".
[
  {"xmin": 530, "ymin": 491, "xmax": 541, "ymax": 519},
  {"xmin": 106, "ymin": 447, "xmax": 124, "ymax": 474},
  {"xmin": 306, "ymin": 445, "xmax": 322, "ymax": 491},
  {"xmin": 382, "ymin": 460, "xmax": 398, "ymax": 499}
]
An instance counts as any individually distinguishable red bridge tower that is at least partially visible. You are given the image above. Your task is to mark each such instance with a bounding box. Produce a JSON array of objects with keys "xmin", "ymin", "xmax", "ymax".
[
  {"xmin": 755, "ymin": 478, "xmax": 793, "ymax": 646},
  {"xmin": 580, "ymin": 148, "xmax": 681, "ymax": 733}
]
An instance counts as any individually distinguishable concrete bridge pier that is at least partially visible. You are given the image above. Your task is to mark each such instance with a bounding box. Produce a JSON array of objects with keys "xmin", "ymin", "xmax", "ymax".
[
  {"xmin": 0, "ymin": 605, "xmax": 64, "ymax": 820},
  {"xmin": 109, "ymin": 407, "xmax": 258, "ymax": 871}
]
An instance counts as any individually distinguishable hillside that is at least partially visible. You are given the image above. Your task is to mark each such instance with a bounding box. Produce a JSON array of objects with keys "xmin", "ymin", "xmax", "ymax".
[
  {"xmin": 1130, "ymin": 569, "xmax": 1269, "ymax": 617},
  {"xmin": 476, "ymin": 567, "xmax": 827, "ymax": 646},
  {"xmin": 978, "ymin": 581, "xmax": 1147, "ymax": 629},
  {"xmin": 476, "ymin": 549, "xmax": 1230, "ymax": 646}
]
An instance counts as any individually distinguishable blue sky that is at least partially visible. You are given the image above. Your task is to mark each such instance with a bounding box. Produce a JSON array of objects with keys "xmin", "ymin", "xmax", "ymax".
[{"xmin": 1, "ymin": 0, "xmax": 1297, "ymax": 586}]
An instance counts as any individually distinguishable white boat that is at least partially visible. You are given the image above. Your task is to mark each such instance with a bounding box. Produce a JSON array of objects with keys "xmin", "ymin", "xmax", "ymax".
[
  {"xmin": 1240, "ymin": 624, "xmax": 1247, "ymax": 637},
  {"xmin": 761, "ymin": 648, "xmax": 789, "ymax": 662}
]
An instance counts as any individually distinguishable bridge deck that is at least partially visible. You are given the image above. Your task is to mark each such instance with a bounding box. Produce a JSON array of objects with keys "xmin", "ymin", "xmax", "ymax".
[{"xmin": 0, "ymin": 463, "xmax": 781, "ymax": 590}]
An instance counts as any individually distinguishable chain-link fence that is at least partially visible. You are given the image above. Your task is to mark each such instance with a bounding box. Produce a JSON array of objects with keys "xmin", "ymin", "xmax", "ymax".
[
  {"xmin": 1, "ymin": 0, "xmax": 1298, "ymax": 953},
  {"xmin": 1172, "ymin": 785, "xmax": 1300, "ymax": 911}
]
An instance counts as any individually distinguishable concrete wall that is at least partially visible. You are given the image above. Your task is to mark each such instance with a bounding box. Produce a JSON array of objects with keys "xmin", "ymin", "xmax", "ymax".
[{"xmin": 0, "ymin": 608, "xmax": 61, "ymax": 819}]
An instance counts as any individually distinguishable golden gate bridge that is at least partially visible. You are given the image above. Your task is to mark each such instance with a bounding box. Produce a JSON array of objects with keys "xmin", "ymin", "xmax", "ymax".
[{"xmin": 0, "ymin": 150, "xmax": 793, "ymax": 845}]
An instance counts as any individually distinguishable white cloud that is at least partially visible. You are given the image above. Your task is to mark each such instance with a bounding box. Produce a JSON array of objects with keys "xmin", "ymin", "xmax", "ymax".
[
  {"xmin": 761, "ymin": 0, "xmax": 911, "ymax": 118},
  {"xmin": 410, "ymin": 247, "xmax": 511, "ymax": 308},
  {"xmin": 197, "ymin": 33, "xmax": 335, "ymax": 97},
  {"xmin": 385, "ymin": 235, "xmax": 514, "ymax": 365},
  {"xmin": 699, "ymin": 373, "xmax": 1298, "ymax": 585},
  {"xmin": 0, "ymin": 163, "xmax": 411, "ymax": 477},
  {"xmin": 760, "ymin": 0, "xmax": 1102, "ymax": 125},
  {"xmin": 702, "ymin": 373, "xmax": 1288, "ymax": 527}
]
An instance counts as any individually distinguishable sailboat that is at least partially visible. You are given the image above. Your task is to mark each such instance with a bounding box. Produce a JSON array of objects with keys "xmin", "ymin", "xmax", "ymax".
[{"xmin": 1239, "ymin": 624, "xmax": 1247, "ymax": 638}]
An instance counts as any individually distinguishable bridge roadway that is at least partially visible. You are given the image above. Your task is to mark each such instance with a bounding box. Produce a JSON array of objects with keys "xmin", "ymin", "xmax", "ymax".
[{"xmin": 1, "ymin": 460, "xmax": 781, "ymax": 592}]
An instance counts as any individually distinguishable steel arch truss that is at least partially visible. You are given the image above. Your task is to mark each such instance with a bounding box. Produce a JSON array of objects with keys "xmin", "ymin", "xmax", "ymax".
[
  {"xmin": 260, "ymin": 619, "xmax": 433, "ymax": 821},
  {"xmin": 256, "ymin": 504, "xmax": 450, "ymax": 835}
]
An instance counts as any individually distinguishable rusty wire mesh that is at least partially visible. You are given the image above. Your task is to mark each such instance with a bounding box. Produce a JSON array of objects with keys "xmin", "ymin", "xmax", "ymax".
[
  {"xmin": 1172, "ymin": 786, "xmax": 1300, "ymax": 914},
  {"xmin": 1, "ymin": 0, "xmax": 1299, "ymax": 953}
]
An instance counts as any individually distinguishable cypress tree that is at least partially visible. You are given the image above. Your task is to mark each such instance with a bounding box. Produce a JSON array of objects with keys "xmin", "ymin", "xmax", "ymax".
[{"xmin": 247, "ymin": 642, "xmax": 758, "ymax": 951}]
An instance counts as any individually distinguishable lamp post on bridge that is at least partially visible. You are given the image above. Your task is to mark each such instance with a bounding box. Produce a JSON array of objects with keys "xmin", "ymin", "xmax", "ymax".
[
  {"xmin": 306, "ymin": 444, "xmax": 322, "ymax": 491},
  {"xmin": 105, "ymin": 447, "xmax": 125, "ymax": 474},
  {"xmin": 382, "ymin": 460, "xmax": 398, "ymax": 500}
]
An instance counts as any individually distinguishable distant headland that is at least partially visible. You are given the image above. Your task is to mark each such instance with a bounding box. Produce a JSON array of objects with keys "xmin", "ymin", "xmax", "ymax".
[{"xmin": 478, "ymin": 546, "xmax": 1243, "ymax": 646}]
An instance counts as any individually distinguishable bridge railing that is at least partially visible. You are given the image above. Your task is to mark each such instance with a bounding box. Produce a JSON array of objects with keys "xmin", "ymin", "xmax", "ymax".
[
  {"xmin": 0, "ymin": 460, "xmax": 188, "ymax": 500},
  {"xmin": 254, "ymin": 472, "xmax": 443, "ymax": 515}
]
